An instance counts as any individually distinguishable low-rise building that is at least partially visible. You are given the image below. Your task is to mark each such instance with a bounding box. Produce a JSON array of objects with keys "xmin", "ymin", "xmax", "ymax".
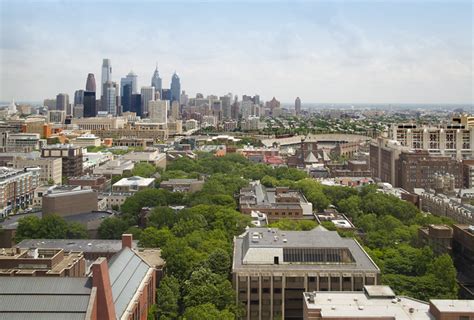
[
  {"xmin": 71, "ymin": 134, "xmax": 101, "ymax": 147},
  {"xmin": 233, "ymin": 227, "xmax": 380, "ymax": 319},
  {"xmin": 68, "ymin": 174, "xmax": 110, "ymax": 192},
  {"xmin": 112, "ymin": 176, "xmax": 155, "ymax": 193},
  {"xmin": 0, "ymin": 247, "xmax": 85, "ymax": 277},
  {"xmin": 6, "ymin": 132, "xmax": 41, "ymax": 152},
  {"xmin": 122, "ymin": 149, "xmax": 167, "ymax": 169},
  {"xmin": 0, "ymin": 235, "xmax": 160, "ymax": 320},
  {"xmin": 418, "ymin": 224, "xmax": 453, "ymax": 255},
  {"xmin": 99, "ymin": 192, "xmax": 133, "ymax": 209},
  {"xmin": 42, "ymin": 187, "xmax": 98, "ymax": 217},
  {"xmin": 160, "ymin": 178, "xmax": 204, "ymax": 193},
  {"xmin": 239, "ymin": 181, "xmax": 313, "ymax": 221},
  {"xmin": 93, "ymin": 158, "xmax": 135, "ymax": 177},
  {"xmin": 303, "ymin": 285, "xmax": 474, "ymax": 320}
]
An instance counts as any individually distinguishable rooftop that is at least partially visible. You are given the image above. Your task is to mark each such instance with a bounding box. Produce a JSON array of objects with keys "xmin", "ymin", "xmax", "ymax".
[
  {"xmin": 113, "ymin": 176, "xmax": 155, "ymax": 187},
  {"xmin": 17, "ymin": 239, "xmax": 138, "ymax": 254},
  {"xmin": 0, "ymin": 277, "xmax": 92, "ymax": 320},
  {"xmin": 303, "ymin": 288, "xmax": 432, "ymax": 320},
  {"xmin": 233, "ymin": 227, "xmax": 379, "ymax": 271},
  {"xmin": 430, "ymin": 299, "xmax": 474, "ymax": 313}
]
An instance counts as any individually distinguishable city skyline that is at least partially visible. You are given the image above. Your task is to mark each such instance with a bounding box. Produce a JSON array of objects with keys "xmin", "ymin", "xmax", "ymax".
[{"xmin": 0, "ymin": 1, "xmax": 473, "ymax": 104}]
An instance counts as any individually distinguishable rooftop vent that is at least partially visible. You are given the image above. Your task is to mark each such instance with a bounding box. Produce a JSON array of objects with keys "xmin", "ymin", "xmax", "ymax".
[
  {"xmin": 409, "ymin": 307, "xmax": 415, "ymax": 313},
  {"xmin": 358, "ymin": 306, "xmax": 364, "ymax": 310},
  {"xmin": 283, "ymin": 239, "xmax": 288, "ymax": 243}
]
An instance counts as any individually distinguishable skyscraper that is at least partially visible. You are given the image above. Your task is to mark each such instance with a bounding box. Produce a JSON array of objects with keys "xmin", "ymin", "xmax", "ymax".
[
  {"xmin": 170, "ymin": 100, "xmax": 180, "ymax": 121},
  {"xmin": 121, "ymin": 83, "xmax": 132, "ymax": 113},
  {"xmin": 140, "ymin": 86, "xmax": 155, "ymax": 117},
  {"xmin": 83, "ymin": 91, "xmax": 96, "ymax": 117},
  {"xmin": 131, "ymin": 94, "xmax": 142, "ymax": 116},
  {"xmin": 149, "ymin": 100, "xmax": 168, "ymax": 124},
  {"xmin": 121, "ymin": 71, "xmax": 138, "ymax": 94},
  {"xmin": 151, "ymin": 65, "xmax": 162, "ymax": 98},
  {"xmin": 56, "ymin": 93, "xmax": 69, "ymax": 112},
  {"xmin": 74, "ymin": 90, "xmax": 84, "ymax": 106},
  {"xmin": 101, "ymin": 59, "xmax": 112, "ymax": 87},
  {"xmin": 170, "ymin": 72, "xmax": 181, "ymax": 104},
  {"xmin": 86, "ymin": 73, "xmax": 96, "ymax": 92},
  {"xmin": 295, "ymin": 97, "xmax": 301, "ymax": 115},
  {"xmin": 101, "ymin": 59, "xmax": 112, "ymax": 111},
  {"xmin": 103, "ymin": 81, "xmax": 117, "ymax": 116}
]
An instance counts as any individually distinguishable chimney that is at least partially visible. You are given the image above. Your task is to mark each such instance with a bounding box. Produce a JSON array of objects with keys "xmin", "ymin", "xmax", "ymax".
[
  {"xmin": 122, "ymin": 234, "xmax": 133, "ymax": 249},
  {"xmin": 91, "ymin": 257, "xmax": 117, "ymax": 320}
]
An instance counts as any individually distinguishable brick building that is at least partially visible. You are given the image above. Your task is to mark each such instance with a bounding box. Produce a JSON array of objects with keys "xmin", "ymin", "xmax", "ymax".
[{"xmin": 41, "ymin": 144, "xmax": 84, "ymax": 178}]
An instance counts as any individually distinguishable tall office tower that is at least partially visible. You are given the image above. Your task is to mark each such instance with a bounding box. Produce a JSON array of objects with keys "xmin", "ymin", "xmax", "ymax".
[
  {"xmin": 83, "ymin": 91, "xmax": 96, "ymax": 117},
  {"xmin": 140, "ymin": 86, "xmax": 155, "ymax": 116},
  {"xmin": 151, "ymin": 65, "xmax": 162, "ymax": 98},
  {"xmin": 149, "ymin": 100, "xmax": 168, "ymax": 124},
  {"xmin": 101, "ymin": 59, "xmax": 112, "ymax": 110},
  {"xmin": 231, "ymin": 95, "xmax": 239, "ymax": 120},
  {"xmin": 180, "ymin": 90, "xmax": 189, "ymax": 106},
  {"xmin": 295, "ymin": 97, "xmax": 301, "ymax": 115},
  {"xmin": 161, "ymin": 89, "xmax": 171, "ymax": 102},
  {"xmin": 131, "ymin": 94, "xmax": 142, "ymax": 116},
  {"xmin": 85, "ymin": 73, "xmax": 96, "ymax": 92},
  {"xmin": 121, "ymin": 83, "xmax": 132, "ymax": 112},
  {"xmin": 74, "ymin": 90, "xmax": 84, "ymax": 106},
  {"xmin": 56, "ymin": 93, "xmax": 69, "ymax": 112},
  {"xmin": 170, "ymin": 100, "xmax": 180, "ymax": 121},
  {"xmin": 121, "ymin": 71, "xmax": 138, "ymax": 94},
  {"xmin": 101, "ymin": 59, "xmax": 112, "ymax": 87},
  {"xmin": 170, "ymin": 72, "xmax": 181, "ymax": 104},
  {"xmin": 103, "ymin": 81, "xmax": 117, "ymax": 116},
  {"xmin": 220, "ymin": 94, "xmax": 232, "ymax": 119}
]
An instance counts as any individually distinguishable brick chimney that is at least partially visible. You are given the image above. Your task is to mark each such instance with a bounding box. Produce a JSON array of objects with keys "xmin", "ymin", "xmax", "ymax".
[
  {"xmin": 91, "ymin": 257, "xmax": 117, "ymax": 320},
  {"xmin": 122, "ymin": 233, "xmax": 133, "ymax": 249}
]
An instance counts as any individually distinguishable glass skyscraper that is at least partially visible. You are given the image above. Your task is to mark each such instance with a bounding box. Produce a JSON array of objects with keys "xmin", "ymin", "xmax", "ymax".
[{"xmin": 170, "ymin": 72, "xmax": 180, "ymax": 104}]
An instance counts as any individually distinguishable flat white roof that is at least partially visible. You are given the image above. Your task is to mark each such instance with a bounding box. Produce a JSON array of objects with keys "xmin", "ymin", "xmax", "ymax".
[{"xmin": 430, "ymin": 299, "xmax": 474, "ymax": 313}]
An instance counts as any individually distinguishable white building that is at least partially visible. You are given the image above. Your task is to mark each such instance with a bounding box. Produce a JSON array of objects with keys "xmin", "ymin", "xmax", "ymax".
[
  {"xmin": 185, "ymin": 119, "xmax": 199, "ymax": 131},
  {"xmin": 140, "ymin": 86, "xmax": 155, "ymax": 116},
  {"xmin": 148, "ymin": 100, "xmax": 168, "ymax": 124}
]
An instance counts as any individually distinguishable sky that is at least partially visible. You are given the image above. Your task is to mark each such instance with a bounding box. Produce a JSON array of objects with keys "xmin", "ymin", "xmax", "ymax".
[{"xmin": 0, "ymin": 0, "xmax": 473, "ymax": 104}]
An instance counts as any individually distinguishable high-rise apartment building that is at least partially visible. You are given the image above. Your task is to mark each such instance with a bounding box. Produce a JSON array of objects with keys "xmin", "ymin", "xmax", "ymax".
[
  {"xmin": 170, "ymin": 72, "xmax": 181, "ymax": 104},
  {"xmin": 83, "ymin": 91, "xmax": 96, "ymax": 117},
  {"xmin": 149, "ymin": 100, "xmax": 168, "ymax": 124},
  {"xmin": 220, "ymin": 94, "xmax": 232, "ymax": 119},
  {"xmin": 295, "ymin": 97, "xmax": 301, "ymax": 115},
  {"xmin": 56, "ymin": 93, "xmax": 69, "ymax": 112},
  {"xmin": 389, "ymin": 123, "xmax": 474, "ymax": 160},
  {"xmin": 85, "ymin": 73, "xmax": 96, "ymax": 92},
  {"xmin": 140, "ymin": 86, "xmax": 155, "ymax": 116},
  {"xmin": 151, "ymin": 65, "xmax": 162, "ymax": 98}
]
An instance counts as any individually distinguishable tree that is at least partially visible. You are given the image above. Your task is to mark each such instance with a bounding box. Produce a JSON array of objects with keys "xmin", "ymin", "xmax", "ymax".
[
  {"xmin": 207, "ymin": 248, "xmax": 231, "ymax": 276},
  {"xmin": 183, "ymin": 303, "xmax": 234, "ymax": 320},
  {"xmin": 139, "ymin": 227, "xmax": 173, "ymax": 248},
  {"xmin": 147, "ymin": 207, "xmax": 177, "ymax": 229},
  {"xmin": 269, "ymin": 218, "xmax": 317, "ymax": 231},
  {"xmin": 156, "ymin": 275, "xmax": 180, "ymax": 320},
  {"xmin": 131, "ymin": 162, "xmax": 157, "ymax": 178},
  {"xmin": 15, "ymin": 215, "xmax": 88, "ymax": 242},
  {"xmin": 98, "ymin": 217, "xmax": 129, "ymax": 239}
]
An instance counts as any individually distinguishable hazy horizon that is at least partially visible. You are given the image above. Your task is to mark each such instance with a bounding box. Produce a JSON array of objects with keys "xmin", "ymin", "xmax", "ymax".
[{"xmin": 1, "ymin": 1, "xmax": 473, "ymax": 104}]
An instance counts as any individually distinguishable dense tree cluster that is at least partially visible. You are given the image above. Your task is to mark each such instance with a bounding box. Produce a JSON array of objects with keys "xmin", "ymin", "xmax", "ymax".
[{"xmin": 15, "ymin": 215, "xmax": 88, "ymax": 242}]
